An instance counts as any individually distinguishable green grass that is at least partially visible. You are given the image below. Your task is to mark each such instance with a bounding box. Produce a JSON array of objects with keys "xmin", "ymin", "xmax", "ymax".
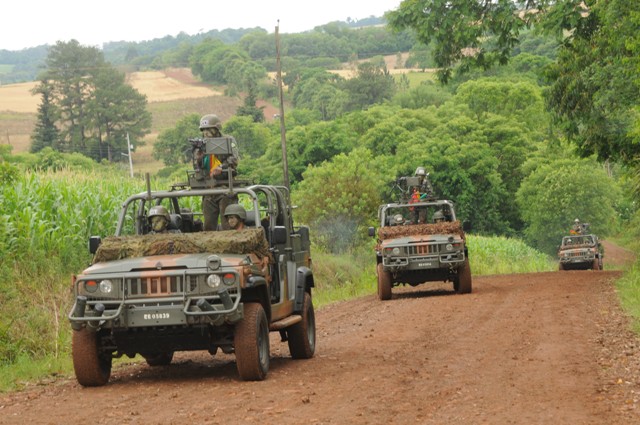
[{"xmin": 616, "ymin": 260, "xmax": 640, "ymax": 332}]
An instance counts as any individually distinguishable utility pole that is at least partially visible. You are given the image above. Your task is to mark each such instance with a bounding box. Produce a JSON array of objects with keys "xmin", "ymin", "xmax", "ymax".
[
  {"xmin": 125, "ymin": 133, "xmax": 134, "ymax": 178},
  {"xmin": 275, "ymin": 21, "xmax": 290, "ymax": 190}
]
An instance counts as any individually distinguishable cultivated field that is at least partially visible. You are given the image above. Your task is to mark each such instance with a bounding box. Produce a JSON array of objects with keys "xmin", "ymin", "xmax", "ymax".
[
  {"xmin": 0, "ymin": 60, "xmax": 431, "ymax": 162},
  {"xmin": 0, "ymin": 68, "xmax": 237, "ymax": 164}
]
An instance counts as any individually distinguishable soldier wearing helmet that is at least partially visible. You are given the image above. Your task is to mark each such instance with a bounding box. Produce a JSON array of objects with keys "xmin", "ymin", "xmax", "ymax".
[
  {"xmin": 148, "ymin": 205, "xmax": 171, "ymax": 233},
  {"xmin": 571, "ymin": 218, "xmax": 582, "ymax": 235},
  {"xmin": 198, "ymin": 114, "xmax": 240, "ymax": 231},
  {"xmin": 433, "ymin": 210, "xmax": 445, "ymax": 223},
  {"xmin": 224, "ymin": 204, "xmax": 247, "ymax": 230}
]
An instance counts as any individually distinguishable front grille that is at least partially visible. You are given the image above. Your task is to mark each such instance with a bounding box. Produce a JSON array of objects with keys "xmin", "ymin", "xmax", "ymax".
[
  {"xmin": 407, "ymin": 244, "xmax": 437, "ymax": 255},
  {"xmin": 565, "ymin": 250, "xmax": 591, "ymax": 258},
  {"xmin": 127, "ymin": 275, "xmax": 196, "ymax": 296}
]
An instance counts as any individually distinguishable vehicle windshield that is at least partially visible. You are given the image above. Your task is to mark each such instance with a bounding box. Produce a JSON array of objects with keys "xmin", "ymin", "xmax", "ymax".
[
  {"xmin": 382, "ymin": 203, "xmax": 454, "ymax": 226},
  {"xmin": 562, "ymin": 235, "xmax": 594, "ymax": 246}
]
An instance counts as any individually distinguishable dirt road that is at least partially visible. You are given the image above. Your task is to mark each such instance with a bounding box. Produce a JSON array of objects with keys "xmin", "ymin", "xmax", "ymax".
[{"xmin": 1, "ymin": 269, "xmax": 639, "ymax": 425}]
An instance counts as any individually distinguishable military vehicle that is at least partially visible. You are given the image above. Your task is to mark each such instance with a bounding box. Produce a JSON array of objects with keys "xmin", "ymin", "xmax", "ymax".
[
  {"xmin": 68, "ymin": 137, "xmax": 316, "ymax": 386},
  {"xmin": 368, "ymin": 169, "xmax": 471, "ymax": 300},
  {"xmin": 558, "ymin": 234, "xmax": 603, "ymax": 270}
]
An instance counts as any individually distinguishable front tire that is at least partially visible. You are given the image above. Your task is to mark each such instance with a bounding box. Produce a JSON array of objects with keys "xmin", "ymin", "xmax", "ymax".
[
  {"xmin": 72, "ymin": 328, "xmax": 112, "ymax": 387},
  {"xmin": 235, "ymin": 303, "xmax": 270, "ymax": 381},
  {"xmin": 377, "ymin": 263, "xmax": 392, "ymax": 301},
  {"xmin": 455, "ymin": 258, "xmax": 472, "ymax": 294},
  {"xmin": 288, "ymin": 292, "xmax": 316, "ymax": 359}
]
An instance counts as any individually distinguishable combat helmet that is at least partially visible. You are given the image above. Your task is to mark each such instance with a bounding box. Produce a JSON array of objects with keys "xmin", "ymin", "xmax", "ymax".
[
  {"xmin": 433, "ymin": 210, "xmax": 445, "ymax": 222},
  {"xmin": 224, "ymin": 204, "xmax": 247, "ymax": 220},
  {"xmin": 148, "ymin": 205, "xmax": 170, "ymax": 221},
  {"xmin": 199, "ymin": 114, "xmax": 222, "ymax": 131}
]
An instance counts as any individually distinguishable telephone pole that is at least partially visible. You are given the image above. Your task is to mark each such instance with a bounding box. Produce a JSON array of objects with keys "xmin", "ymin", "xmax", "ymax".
[{"xmin": 275, "ymin": 21, "xmax": 290, "ymax": 190}]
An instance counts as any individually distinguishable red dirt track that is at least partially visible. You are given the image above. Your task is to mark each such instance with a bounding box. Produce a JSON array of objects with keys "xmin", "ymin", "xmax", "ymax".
[{"xmin": 1, "ymin": 250, "xmax": 639, "ymax": 424}]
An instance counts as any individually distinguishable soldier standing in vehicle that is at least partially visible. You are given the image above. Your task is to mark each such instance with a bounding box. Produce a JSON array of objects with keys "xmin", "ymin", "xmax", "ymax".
[{"xmin": 199, "ymin": 114, "xmax": 239, "ymax": 231}]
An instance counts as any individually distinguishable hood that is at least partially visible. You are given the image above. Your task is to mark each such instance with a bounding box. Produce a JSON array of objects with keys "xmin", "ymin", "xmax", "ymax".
[
  {"xmin": 381, "ymin": 234, "xmax": 460, "ymax": 247},
  {"xmin": 81, "ymin": 253, "xmax": 247, "ymax": 275}
]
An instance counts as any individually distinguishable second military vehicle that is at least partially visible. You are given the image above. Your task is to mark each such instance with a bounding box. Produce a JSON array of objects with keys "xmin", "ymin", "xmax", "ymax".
[
  {"xmin": 368, "ymin": 168, "xmax": 471, "ymax": 300},
  {"xmin": 558, "ymin": 234, "xmax": 603, "ymax": 270}
]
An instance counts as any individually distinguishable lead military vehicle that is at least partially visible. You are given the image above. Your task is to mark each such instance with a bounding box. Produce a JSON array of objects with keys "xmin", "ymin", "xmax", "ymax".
[
  {"xmin": 68, "ymin": 136, "xmax": 316, "ymax": 386},
  {"xmin": 368, "ymin": 168, "xmax": 471, "ymax": 300}
]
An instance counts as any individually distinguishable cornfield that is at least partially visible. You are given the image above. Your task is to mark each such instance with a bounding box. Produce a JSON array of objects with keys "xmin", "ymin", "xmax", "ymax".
[{"xmin": 0, "ymin": 169, "xmax": 151, "ymax": 366}]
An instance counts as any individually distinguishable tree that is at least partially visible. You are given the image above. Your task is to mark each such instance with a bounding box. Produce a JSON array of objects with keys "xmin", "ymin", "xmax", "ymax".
[
  {"xmin": 516, "ymin": 158, "xmax": 621, "ymax": 254},
  {"xmin": 33, "ymin": 40, "xmax": 151, "ymax": 161},
  {"xmin": 223, "ymin": 116, "xmax": 272, "ymax": 159},
  {"xmin": 387, "ymin": 0, "xmax": 640, "ymax": 170},
  {"xmin": 341, "ymin": 62, "xmax": 396, "ymax": 111},
  {"xmin": 152, "ymin": 114, "xmax": 201, "ymax": 166},
  {"xmin": 292, "ymin": 148, "xmax": 385, "ymax": 253},
  {"xmin": 544, "ymin": 0, "xmax": 640, "ymax": 164},
  {"xmin": 30, "ymin": 79, "xmax": 60, "ymax": 153},
  {"xmin": 87, "ymin": 68, "xmax": 151, "ymax": 161}
]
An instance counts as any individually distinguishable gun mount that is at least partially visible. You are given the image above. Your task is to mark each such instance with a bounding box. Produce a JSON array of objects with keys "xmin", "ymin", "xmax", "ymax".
[{"xmin": 187, "ymin": 136, "xmax": 244, "ymax": 189}]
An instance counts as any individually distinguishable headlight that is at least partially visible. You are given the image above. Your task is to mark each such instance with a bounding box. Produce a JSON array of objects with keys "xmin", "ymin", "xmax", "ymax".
[
  {"xmin": 445, "ymin": 243, "xmax": 454, "ymax": 251},
  {"xmin": 99, "ymin": 280, "xmax": 113, "ymax": 293},
  {"xmin": 392, "ymin": 247, "xmax": 401, "ymax": 255},
  {"xmin": 207, "ymin": 274, "xmax": 222, "ymax": 289}
]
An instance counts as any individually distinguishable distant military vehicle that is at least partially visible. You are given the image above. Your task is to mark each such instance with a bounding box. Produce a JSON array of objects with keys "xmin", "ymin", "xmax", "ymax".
[
  {"xmin": 368, "ymin": 168, "xmax": 471, "ymax": 300},
  {"xmin": 558, "ymin": 234, "xmax": 603, "ymax": 270},
  {"xmin": 68, "ymin": 137, "xmax": 316, "ymax": 386}
]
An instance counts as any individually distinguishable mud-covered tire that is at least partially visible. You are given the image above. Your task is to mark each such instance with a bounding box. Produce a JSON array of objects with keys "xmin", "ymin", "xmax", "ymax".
[
  {"xmin": 72, "ymin": 328, "xmax": 112, "ymax": 387},
  {"xmin": 143, "ymin": 352, "xmax": 174, "ymax": 366},
  {"xmin": 287, "ymin": 292, "xmax": 316, "ymax": 359},
  {"xmin": 592, "ymin": 258, "xmax": 601, "ymax": 270},
  {"xmin": 235, "ymin": 303, "xmax": 270, "ymax": 381},
  {"xmin": 455, "ymin": 258, "xmax": 472, "ymax": 294},
  {"xmin": 377, "ymin": 263, "xmax": 392, "ymax": 301}
]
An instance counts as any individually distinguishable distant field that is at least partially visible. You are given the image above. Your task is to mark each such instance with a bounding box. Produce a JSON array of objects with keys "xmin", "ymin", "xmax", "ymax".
[
  {"xmin": 0, "ymin": 61, "xmax": 432, "ymax": 159},
  {"xmin": 0, "ymin": 68, "xmax": 226, "ymax": 158}
]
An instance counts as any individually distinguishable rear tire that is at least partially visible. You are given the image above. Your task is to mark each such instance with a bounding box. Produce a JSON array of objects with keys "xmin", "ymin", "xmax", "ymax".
[
  {"xmin": 377, "ymin": 263, "xmax": 392, "ymax": 301},
  {"xmin": 455, "ymin": 258, "xmax": 472, "ymax": 294},
  {"xmin": 72, "ymin": 328, "xmax": 112, "ymax": 387},
  {"xmin": 143, "ymin": 351, "xmax": 174, "ymax": 366},
  {"xmin": 287, "ymin": 292, "xmax": 316, "ymax": 359},
  {"xmin": 235, "ymin": 303, "xmax": 270, "ymax": 381}
]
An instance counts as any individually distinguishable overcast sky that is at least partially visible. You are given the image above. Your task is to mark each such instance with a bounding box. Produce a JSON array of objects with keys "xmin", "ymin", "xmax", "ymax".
[{"xmin": 1, "ymin": 0, "xmax": 403, "ymax": 51}]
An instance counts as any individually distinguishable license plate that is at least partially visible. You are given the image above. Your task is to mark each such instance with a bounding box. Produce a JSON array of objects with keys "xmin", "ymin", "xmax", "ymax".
[
  {"xmin": 418, "ymin": 263, "xmax": 432, "ymax": 267},
  {"xmin": 143, "ymin": 313, "xmax": 170, "ymax": 320}
]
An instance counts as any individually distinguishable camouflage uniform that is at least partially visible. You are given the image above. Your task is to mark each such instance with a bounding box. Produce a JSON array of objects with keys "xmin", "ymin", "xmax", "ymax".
[{"xmin": 199, "ymin": 114, "xmax": 239, "ymax": 231}]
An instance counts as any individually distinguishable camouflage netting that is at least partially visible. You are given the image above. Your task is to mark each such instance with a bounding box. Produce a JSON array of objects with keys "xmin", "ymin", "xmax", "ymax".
[
  {"xmin": 93, "ymin": 228, "xmax": 270, "ymax": 263},
  {"xmin": 378, "ymin": 221, "xmax": 465, "ymax": 240}
]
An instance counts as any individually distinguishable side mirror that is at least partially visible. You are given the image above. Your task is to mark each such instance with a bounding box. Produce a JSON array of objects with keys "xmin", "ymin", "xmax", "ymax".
[
  {"xmin": 89, "ymin": 236, "xmax": 102, "ymax": 254},
  {"xmin": 272, "ymin": 226, "xmax": 287, "ymax": 244},
  {"xmin": 368, "ymin": 227, "xmax": 376, "ymax": 237}
]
